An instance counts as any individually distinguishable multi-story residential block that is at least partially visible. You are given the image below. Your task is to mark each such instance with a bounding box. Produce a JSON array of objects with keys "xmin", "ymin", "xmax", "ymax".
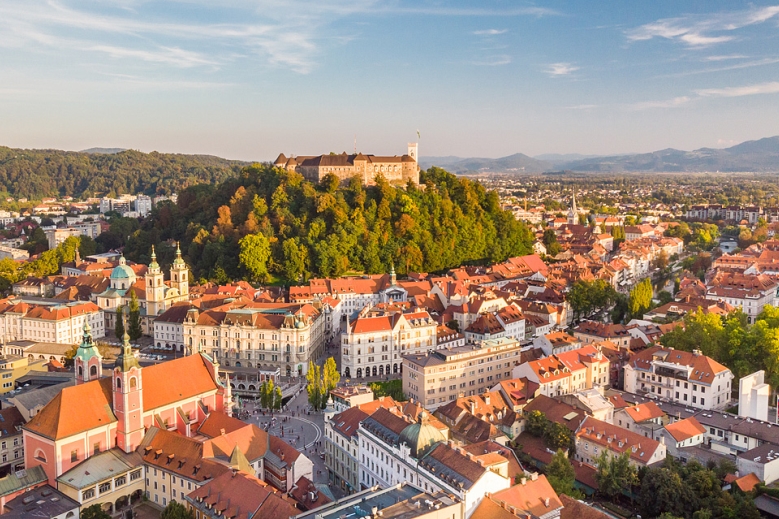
[
  {"xmin": 614, "ymin": 401, "xmax": 665, "ymax": 438},
  {"xmin": 183, "ymin": 302, "xmax": 325, "ymax": 378},
  {"xmin": 11, "ymin": 277, "xmax": 54, "ymax": 298},
  {"xmin": 0, "ymin": 299, "xmax": 104, "ymax": 344},
  {"xmin": 274, "ymin": 144, "xmax": 420, "ymax": 185},
  {"xmin": 573, "ymin": 321, "xmax": 631, "ymax": 348},
  {"xmin": 533, "ymin": 331, "xmax": 581, "ymax": 355},
  {"xmin": 134, "ymin": 195, "xmax": 153, "ymax": 216},
  {"xmin": 624, "ymin": 346, "xmax": 733, "ymax": 410},
  {"xmin": 706, "ymin": 272, "xmax": 779, "ymax": 324},
  {"xmin": 403, "ymin": 338, "xmax": 524, "ymax": 410},
  {"xmin": 329, "ymin": 385, "xmax": 374, "ymax": 412},
  {"xmin": 433, "ymin": 391, "xmax": 521, "ymax": 443},
  {"xmin": 0, "ymin": 407, "xmax": 25, "ymax": 477},
  {"xmin": 325, "ymin": 405, "xmax": 367, "ymax": 494},
  {"xmin": 341, "ymin": 310, "xmax": 436, "ymax": 379},
  {"xmin": 575, "ymin": 416, "xmax": 667, "ymax": 468},
  {"xmin": 512, "ymin": 345, "xmax": 610, "ymax": 398},
  {"xmin": 463, "ymin": 305, "xmax": 525, "ymax": 344},
  {"xmin": 358, "ymin": 408, "xmax": 511, "ymax": 518}
]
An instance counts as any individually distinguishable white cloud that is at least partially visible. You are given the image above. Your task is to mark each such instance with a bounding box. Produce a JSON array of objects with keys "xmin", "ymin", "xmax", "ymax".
[
  {"xmin": 87, "ymin": 45, "xmax": 218, "ymax": 68},
  {"xmin": 626, "ymin": 5, "xmax": 779, "ymax": 47},
  {"xmin": 473, "ymin": 29, "xmax": 507, "ymax": 35},
  {"xmin": 703, "ymin": 54, "xmax": 747, "ymax": 61},
  {"xmin": 627, "ymin": 96, "xmax": 691, "ymax": 111},
  {"xmin": 696, "ymin": 81, "xmax": 779, "ymax": 98},
  {"xmin": 546, "ymin": 62, "xmax": 579, "ymax": 77}
]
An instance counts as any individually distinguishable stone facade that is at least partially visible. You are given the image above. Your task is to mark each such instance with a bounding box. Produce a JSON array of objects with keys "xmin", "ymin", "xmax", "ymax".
[{"xmin": 274, "ymin": 144, "xmax": 420, "ymax": 186}]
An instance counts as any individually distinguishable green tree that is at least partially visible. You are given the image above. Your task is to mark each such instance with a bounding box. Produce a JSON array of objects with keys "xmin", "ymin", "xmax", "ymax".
[
  {"xmin": 542, "ymin": 228, "xmax": 562, "ymax": 256},
  {"xmin": 306, "ymin": 361, "xmax": 326, "ymax": 411},
  {"xmin": 128, "ymin": 291, "xmax": 142, "ymax": 341},
  {"xmin": 81, "ymin": 504, "xmax": 112, "ymax": 519},
  {"xmin": 238, "ymin": 233, "xmax": 271, "ymax": 282},
  {"xmin": 322, "ymin": 357, "xmax": 340, "ymax": 394},
  {"xmin": 161, "ymin": 500, "xmax": 194, "ymax": 519},
  {"xmin": 282, "ymin": 238, "xmax": 306, "ymax": 281},
  {"xmin": 628, "ymin": 278, "xmax": 654, "ymax": 319},
  {"xmin": 545, "ymin": 449, "xmax": 583, "ymax": 499},
  {"xmin": 115, "ymin": 305, "xmax": 125, "ymax": 340},
  {"xmin": 639, "ymin": 468, "xmax": 689, "ymax": 518},
  {"xmin": 273, "ymin": 385, "xmax": 283, "ymax": 411}
]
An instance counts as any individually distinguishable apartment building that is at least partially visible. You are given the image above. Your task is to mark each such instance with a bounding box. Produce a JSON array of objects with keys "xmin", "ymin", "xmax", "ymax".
[
  {"xmin": 624, "ymin": 346, "xmax": 733, "ymax": 410},
  {"xmin": 512, "ymin": 345, "xmax": 610, "ymax": 398},
  {"xmin": 573, "ymin": 321, "xmax": 631, "ymax": 348},
  {"xmin": 403, "ymin": 338, "xmax": 523, "ymax": 411},
  {"xmin": 0, "ymin": 299, "xmax": 104, "ymax": 344},
  {"xmin": 575, "ymin": 416, "xmax": 666, "ymax": 468},
  {"xmin": 341, "ymin": 310, "xmax": 437, "ymax": 379},
  {"xmin": 706, "ymin": 272, "xmax": 779, "ymax": 324},
  {"xmin": 358, "ymin": 409, "xmax": 511, "ymax": 518},
  {"xmin": 533, "ymin": 331, "xmax": 581, "ymax": 355}
]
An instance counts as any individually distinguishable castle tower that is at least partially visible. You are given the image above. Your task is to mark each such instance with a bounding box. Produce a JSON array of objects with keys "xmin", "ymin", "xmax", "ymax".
[
  {"xmin": 407, "ymin": 142, "xmax": 418, "ymax": 162},
  {"xmin": 74, "ymin": 321, "xmax": 102, "ymax": 385},
  {"xmin": 146, "ymin": 245, "xmax": 165, "ymax": 316},
  {"xmin": 170, "ymin": 242, "xmax": 189, "ymax": 298},
  {"xmin": 113, "ymin": 330, "xmax": 144, "ymax": 453}
]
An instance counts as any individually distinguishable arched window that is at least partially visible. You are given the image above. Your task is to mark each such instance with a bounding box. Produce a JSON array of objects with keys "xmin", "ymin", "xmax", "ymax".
[
  {"xmin": 90, "ymin": 365, "xmax": 97, "ymax": 377},
  {"xmin": 116, "ymin": 378, "xmax": 122, "ymax": 389},
  {"xmin": 78, "ymin": 366, "xmax": 83, "ymax": 377},
  {"xmin": 34, "ymin": 449, "xmax": 47, "ymax": 462},
  {"xmin": 130, "ymin": 377, "xmax": 137, "ymax": 388}
]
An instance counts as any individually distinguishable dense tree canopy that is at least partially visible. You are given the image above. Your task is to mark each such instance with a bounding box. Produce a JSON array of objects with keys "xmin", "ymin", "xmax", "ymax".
[
  {"xmin": 123, "ymin": 165, "xmax": 534, "ymax": 282},
  {"xmin": 0, "ymin": 147, "xmax": 245, "ymax": 199}
]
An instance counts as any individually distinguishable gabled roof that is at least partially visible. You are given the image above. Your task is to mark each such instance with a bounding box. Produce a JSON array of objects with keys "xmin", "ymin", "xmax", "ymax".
[
  {"xmin": 490, "ymin": 474, "xmax": 563, "ymax": 518},
  {"xmin": 24, "ymin": 377, "xmax": 116, "ymax": 440},
  {"xmin": 664, "ymin": 417, "xmax": 706, "ymax": 442},
  {"xmin": 140, "ymin": 427, "xmax": 229, "ymax": 482},
  {"xmin": 25, "ymin": 353, "xmax": 221, "ymax": 440},
  {"xmin": 624, "ymin": 402, "xmax": 664, "ymax": 423}
]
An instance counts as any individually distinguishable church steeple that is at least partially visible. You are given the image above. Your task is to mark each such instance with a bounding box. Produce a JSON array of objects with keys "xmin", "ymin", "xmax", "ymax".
[
  {"xmin": 74, "ymin": 321, "xmax": 102, "ymax": 385},
  {"xmin": 170, "ymin": 241, "xmax": 189, "ymax": 298},
  {"xmin": 115, "ymin": 329, "xmax": 140, "ymax": 372},
  {"xmin": 568, "ymin": 188, "xmax": 578, "ymax": 225},
  {"xmin": 390, "ymin": 262, "xmax": 396, "ymax": 286}
]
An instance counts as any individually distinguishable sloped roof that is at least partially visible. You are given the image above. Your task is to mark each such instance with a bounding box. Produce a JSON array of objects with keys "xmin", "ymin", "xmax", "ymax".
[
  {"xmin": 664, "ymin": 417, "xmax": 706, "ymax": 442},
  {"xmin": 491, "ymin": 474, "xmax": 563, "ymax": 518},
  {"xmin": 24, "ymin": 377, "xmax": 116, "ymax": 440}
]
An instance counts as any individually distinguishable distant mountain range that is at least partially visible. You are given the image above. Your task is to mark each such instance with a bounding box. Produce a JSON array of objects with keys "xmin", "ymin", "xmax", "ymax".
[{"xmin": 420, "ymin": 136, "xmax": 779, "ymax": 174}]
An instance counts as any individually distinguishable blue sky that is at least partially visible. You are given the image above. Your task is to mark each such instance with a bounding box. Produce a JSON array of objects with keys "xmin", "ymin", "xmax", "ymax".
[{"xmin": 2, "ymin": 1, "xmax": 779, "ymax": 161}]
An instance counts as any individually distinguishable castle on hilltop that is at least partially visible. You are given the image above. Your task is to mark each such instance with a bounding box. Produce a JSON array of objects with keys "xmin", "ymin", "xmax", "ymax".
[{"xmin": 274, "ymin": 143, "xmax": 420, "ymax": 186}]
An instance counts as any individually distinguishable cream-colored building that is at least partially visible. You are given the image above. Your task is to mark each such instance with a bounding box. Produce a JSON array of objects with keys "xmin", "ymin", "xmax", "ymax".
[
  {"xmin": 402, "ymin": 338, "xmax": 523, "ymax": 411},
  {"xmin": 341, "ymin": 310, "xmax": 437, "ymax": 379},
  {"xmin": 0, "ymin": 299, "xmax": 104, "ymax": 345},
  {"xmin": 183, "ymin": 302, "xmax": 325, "ymax": 377},
  {"xmin": 0, "ymin": 356, "xmax": 50, "ymax": 394},
  {"xmin": 274, "ymin": 144, "xmax": 420, "ymax": 186}
]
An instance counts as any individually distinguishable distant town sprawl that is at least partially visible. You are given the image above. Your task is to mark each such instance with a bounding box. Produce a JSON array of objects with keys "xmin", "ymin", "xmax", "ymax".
[{"xmin": 0, "ymin": 169, "xmax": 776, "ymax": 519}]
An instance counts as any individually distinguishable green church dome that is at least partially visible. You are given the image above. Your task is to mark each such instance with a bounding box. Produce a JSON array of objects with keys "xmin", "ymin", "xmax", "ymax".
[{"xmin": 398, "ymin": 411, "xmax": 445, "ymax": 458}]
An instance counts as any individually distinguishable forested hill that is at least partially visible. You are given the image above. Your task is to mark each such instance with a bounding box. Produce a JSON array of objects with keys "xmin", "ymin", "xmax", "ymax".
[
  {"xmin": 123, "ymin": 165, "xmax": 534, "ymax": 282},
  {"xmin": 0, "ymin": 147, "xmax": 248, "ymax": 199}
]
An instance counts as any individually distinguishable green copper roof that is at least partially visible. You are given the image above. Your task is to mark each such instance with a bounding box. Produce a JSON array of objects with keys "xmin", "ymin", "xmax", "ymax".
[
  {"xmin": 148, "ymin": 245, "xmax": 160, "ymax": 270},
  {"xmin": 398, "ymin": 411, "xmax": 445, "ymax": 459},
  {"xmin": 114, "ymin": 331, "xmax": 140, "ymax": 372},
  {"xmin": 74, "ymin": 322, "xmax": 102, "ymax": 363},
  {"xmin": 110, "ymin": 255, "xmax": 136, "ymax": 280},
  {"xmin": 172, "ymin": 241, "xmax": 185, "ymax": 266}
]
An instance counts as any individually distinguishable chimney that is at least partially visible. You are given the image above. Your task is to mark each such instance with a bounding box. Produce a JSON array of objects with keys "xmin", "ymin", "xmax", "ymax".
[
  {"xmin": 544, "ymin": 498, "xmax": 550, "ymax": 507},
  {"xmin": 520, "ymin": 477, "xmax": 527, "ymax": 486},
  {"xmin": 470, "ymin": 401, "xmax": 476, "ymax": 414},
  {"xmin": 484, "ymin": 394, "xmax": 491, "ymax": 406}
]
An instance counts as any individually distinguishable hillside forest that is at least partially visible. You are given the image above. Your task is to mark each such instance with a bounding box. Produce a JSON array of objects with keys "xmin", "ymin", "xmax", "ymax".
[{"xmin": 122, "ymin": 165, "xmax": 535, "ymax": 283}]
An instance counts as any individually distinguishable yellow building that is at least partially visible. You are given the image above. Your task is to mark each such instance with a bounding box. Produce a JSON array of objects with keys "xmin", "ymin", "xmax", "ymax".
[{"xmin": 0, "ymin": 356, "xmax": 48, "ymax": 394}]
